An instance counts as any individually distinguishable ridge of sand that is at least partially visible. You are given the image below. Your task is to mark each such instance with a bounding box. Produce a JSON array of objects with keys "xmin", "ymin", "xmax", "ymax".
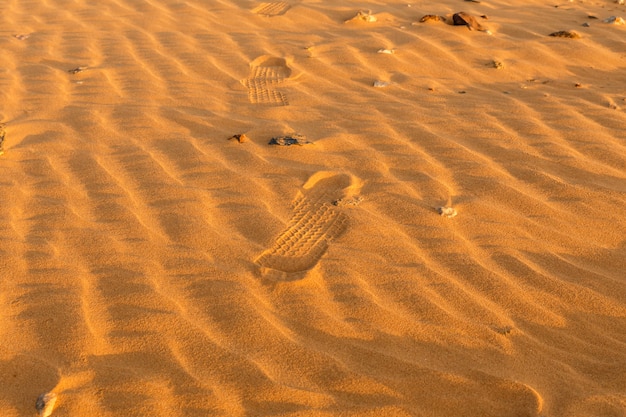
[{"xmin": 1, "ymin": 0, "xmax": 625, "ymax": 416}]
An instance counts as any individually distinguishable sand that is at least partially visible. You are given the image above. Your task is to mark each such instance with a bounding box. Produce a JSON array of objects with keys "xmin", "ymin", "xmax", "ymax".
[{"xmin": 1, "ymin": 0, "xmax": 625, "ymax": 416}]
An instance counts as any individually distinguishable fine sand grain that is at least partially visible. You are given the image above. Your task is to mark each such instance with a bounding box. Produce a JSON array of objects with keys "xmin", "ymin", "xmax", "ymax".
[{"xmin": 1, "ymin": 0, "xmax": 625, "ymax": 416}]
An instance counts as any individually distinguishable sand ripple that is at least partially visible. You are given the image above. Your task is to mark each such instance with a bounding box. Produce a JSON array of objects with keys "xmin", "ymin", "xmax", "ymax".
[{"xmin": 1, "ymin": 0, "xmax": 625, "ymax": 416}]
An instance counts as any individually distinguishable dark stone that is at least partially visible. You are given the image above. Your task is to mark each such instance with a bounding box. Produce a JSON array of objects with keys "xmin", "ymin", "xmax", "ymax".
[{"xmin": 269, "ymin": 134, "xmax": 311, "ymax": 146}]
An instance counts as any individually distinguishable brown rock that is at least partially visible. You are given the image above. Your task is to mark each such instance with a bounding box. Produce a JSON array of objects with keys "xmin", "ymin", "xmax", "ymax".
[
  {"xmin": 228, "ymin": 134, "xmax": 248, "ymax": 143},
  {"xmin": 452, "ymin": 12, "xmax": 486, "ymax": 31}
]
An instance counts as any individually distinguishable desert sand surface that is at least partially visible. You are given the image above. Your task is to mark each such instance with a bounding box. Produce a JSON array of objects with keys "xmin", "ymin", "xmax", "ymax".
[{"xmin": 1, "ymin": 0, "xmax": 626, "ymax": 416}]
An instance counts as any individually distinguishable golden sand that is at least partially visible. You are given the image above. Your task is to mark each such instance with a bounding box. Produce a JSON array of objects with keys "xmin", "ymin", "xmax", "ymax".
[{"xmin": 1, "ymin": 0, "xmax": 625, "ymax": 416}]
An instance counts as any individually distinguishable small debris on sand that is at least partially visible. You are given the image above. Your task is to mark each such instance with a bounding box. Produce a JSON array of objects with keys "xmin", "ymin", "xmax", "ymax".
[
  {"xmin": 493, "ymin": 325, "xmax": 514, "ymax": 335},
  {"xmin": 420, "ymin": 14, "xmax": 446, "ymax": 23},
  {"xmin": 377, "ymin": 48, "xmax": 395, "ymax": 54},
  {"xmin": 228, "ymin": 134, "xmax": 249, "ymax": 143},
  {"xmin": 269, "ymin": 134, "xmax": 311, "ymax": 146},
  {"xmin": 13, "ymin": 33, "xmax": 31, "ymax": 40},
  {"xmin": 333, "ymin": 196, "xmax": 363, "ymax": 207},
  {"xmin": 68, "ymin": 66, "xmax": 88, "ymax": 74},
  {"xmin": 603, "ymin": 16, "xmax": 625, "ymax": 25},
  {"xmin": 36, "ymin": 393, "xmax": 57, "ymax": 417},
  {"xmin": 345, "ymin": 10, "xmax": 377, "ymax": 23},
  {"xmin": 0, "ymin": 123, "xmax": 5, "ymax": 155},
  {"xmin": 549, "ymin": 30, "xmax": 581, "ymax": 38},
  {"xmin": 438, "ymin": 207, "xmax": 458, "ymax": 218},
  {"xmin": 373, "ymin": 80, "xmax": 392, "ymax": 88},
  {"xmin": 492, "ymin": 60, "xmax": 504, "ymax": 69}
]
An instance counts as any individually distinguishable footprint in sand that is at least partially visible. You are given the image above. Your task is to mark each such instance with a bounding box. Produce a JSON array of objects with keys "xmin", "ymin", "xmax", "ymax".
[
  {"xmin": 255, "ymin": 172, "xmax": 361, "ymax": 281},
  {"xmin": 252, "ymin": 2, "xmax": 292, "ymax": 16},
  {"xmin": 241, "ymin": 56, "xmax": 291, "ymax": 106}
]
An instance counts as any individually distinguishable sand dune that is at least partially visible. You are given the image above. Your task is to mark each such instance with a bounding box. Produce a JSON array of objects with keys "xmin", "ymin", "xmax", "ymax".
[{"xmin": 1, "ymin": 0, "xmax": 625, "ymax": 416}]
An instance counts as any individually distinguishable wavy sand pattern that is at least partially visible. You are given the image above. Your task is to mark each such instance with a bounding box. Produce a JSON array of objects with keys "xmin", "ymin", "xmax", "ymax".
[{"xmin": 1, "ymin": 0, "xmax": 626, "ymax": 416}]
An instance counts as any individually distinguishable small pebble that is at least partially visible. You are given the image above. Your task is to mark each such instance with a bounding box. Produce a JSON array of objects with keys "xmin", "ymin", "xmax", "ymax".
[
  {"xmin": 603, "ymin": 16, "xmax": 625, "ymax": 25},
  {"xmin": 228, "ymin": 134, "xmax": 248, "ymax": 143},
  {"xmin": 373, "ymin": 80, "xmax": 391, "ymax": 88},
  {"xmin": 36, "ymin": 393, "xmax": 57, "ymax": 417},
  {"xmin": 438, "ymin": 207, "xmax": 458, "ymax": 218},
  {"xmin": 420, "ymin": 15, "xmax": 446, "ymax": 23},
  {"xmin": 333, "ymin": 196, "xmax": 363, "ymax": 207}
]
